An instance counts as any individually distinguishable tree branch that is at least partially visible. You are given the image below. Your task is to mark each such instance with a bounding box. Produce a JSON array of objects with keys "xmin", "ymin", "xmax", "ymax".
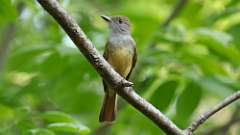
[
  {"xmin": 203, "ymin": 107, "xmax": 240, "ymax": 135},
  {"xmin": 0, "ymin": 2, "xmax": 25, "ymax": 76},
  {"xmin": 92, "ymin": 124, "xmax": 111, "ymax": 135},
  {"xmin": 36, "ymin": 0, "xmax": 183, "ymax": 134},
  {"xmin": 185, "ymin": 91, "xmax": 240, "ymax": 134},
  {"xmin": 0, "ymin": 24, "xmax": 16, "ymax": 75},
  {"xmin": 162, "ymin": 0, "xmax": 188, "ymax": 27}
]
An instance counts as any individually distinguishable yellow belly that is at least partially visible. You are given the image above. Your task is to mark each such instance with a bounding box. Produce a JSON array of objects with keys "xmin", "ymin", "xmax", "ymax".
[{"xmin": 107, "ymin": 47, "xmax": 133, "ymax": 78}]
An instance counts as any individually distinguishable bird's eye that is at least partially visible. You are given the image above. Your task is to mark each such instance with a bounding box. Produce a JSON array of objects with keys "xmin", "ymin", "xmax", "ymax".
[{"xmin": 119, "ymin": 19, "xmax": 122, "ymax": 24}]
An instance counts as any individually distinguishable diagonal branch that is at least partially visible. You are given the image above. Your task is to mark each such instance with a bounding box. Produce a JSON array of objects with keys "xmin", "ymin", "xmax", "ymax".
[
  {"xmin": 185, "ymin": 91, "xmax": 240, "ymax": 134},
  {"xmin": 162, "ymin": 0, "xmax": 188, "ymax": 27},
  {"xmin": 36, "ymin": 0, "xmax": 184, "ymax": 134},
  {"xmin": 203, "ymin": 107, "xmax": 240, "ymax": 135}
]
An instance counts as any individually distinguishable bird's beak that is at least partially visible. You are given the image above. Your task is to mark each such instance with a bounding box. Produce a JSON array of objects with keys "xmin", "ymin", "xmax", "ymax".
[{"xmin": 101, "ymin": 15, "xmax": 111, "ymax": 22}]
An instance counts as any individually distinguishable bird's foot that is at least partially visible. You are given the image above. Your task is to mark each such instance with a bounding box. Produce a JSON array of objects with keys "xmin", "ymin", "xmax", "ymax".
[{"xmin": 121, "ymin": 79, "xmax": 134, "ymax": 87}]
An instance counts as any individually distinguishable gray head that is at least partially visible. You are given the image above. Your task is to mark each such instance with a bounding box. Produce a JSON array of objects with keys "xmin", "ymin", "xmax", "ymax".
[{"xmin": 101, "ymin": 15, "xmax": 131, "ymax": 34}]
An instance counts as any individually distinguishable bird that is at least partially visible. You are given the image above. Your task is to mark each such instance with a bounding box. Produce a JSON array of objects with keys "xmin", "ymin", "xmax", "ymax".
[{"xmin": 99, "ymin": 15, "xmax": 137, "ymax": 123}]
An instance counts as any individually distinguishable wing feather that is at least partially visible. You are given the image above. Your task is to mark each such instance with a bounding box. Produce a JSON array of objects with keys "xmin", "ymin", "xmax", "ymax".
[
  {"xmin": 102, "ymin": 42, "xmax": 110, "ymax": 92},
  {"xmin": 126, "ymin": 45, "xmax": 137, "ymax": 80}
]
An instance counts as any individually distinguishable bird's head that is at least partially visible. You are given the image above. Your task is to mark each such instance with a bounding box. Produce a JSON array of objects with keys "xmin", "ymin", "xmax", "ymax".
[{"xmin": 101, "ymin": 15, "xmax": 131, "ymax": 34}]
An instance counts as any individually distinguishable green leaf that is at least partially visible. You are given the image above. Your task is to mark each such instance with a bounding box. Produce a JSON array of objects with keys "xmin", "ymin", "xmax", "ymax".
[
  {"xmin": 164, "ymin": 25, "xmax": 187, "ymax": 43},
  {"xmin": 175, "ymin": 81, "xmax": 202, "ymax": 127},
  {"xmin": 28, "ymin": 128, "xmax": 55, "ymax": 135},
  {"xmin": 47, "ymin": 122, "xmax": 90, "ymax": 134},
  {"xmin": 0, "ymin": 0, "xmax": 17, "ymax": 26},
  {"xmin": 40, "ymin": 51, "xmax": 67, "ymax": 78},
  {"xmin": 226, "ymin": 23, "xmax": 240, "ymax": 45},
  {"xmin": 42, "ymin": 111, "xmax": 76, "ymax": 123},
  {"xmin": 0, "ymin": 104, "xmax": 14, "ymax": 122},
  {"xmin": 198, "ymin": 77, "xmax": 233, "ymax": 97},
  {"xmin": 194, "ymin": 28, "xmax": 240, "ymax": 64},
  {"xmin": 8, "ymin": 45, "xmax": 52, "ymax": 71},
  {"xmin": 195, "ymin": 28, "xmax": 233, "ymax": 46},
  {"xmin": 180, "ymin": 1, "xmax": 204, "ymax": 27},
  {"xmin": 207, "ymin": 7, "xmax": 240, "ymax": 23},
  {"xmin": 17, "ymin": 120, "xmax": 36, "ymax": 134},
  {"xmin": 181, "ymin": 53, "xmax": 228, "ymax": 75},
  {"xmin": 155, "ymin": 25, "xmax": 187, "ymax": 43},
  {"xmin": 150, "ymin": 80, "xmax": 178, "ymax": 111}
]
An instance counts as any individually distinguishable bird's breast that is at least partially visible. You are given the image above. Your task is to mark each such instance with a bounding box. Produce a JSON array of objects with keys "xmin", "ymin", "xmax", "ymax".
[{"xmin": 107, "ymin": 44, "xmax": 134, "ymax": 78}]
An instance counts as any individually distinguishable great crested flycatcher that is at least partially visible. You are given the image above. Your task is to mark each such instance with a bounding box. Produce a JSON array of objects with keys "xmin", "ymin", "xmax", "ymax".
[{"xmin": 99, "ymin": 15, "xmax": 137, "ymax": 122}]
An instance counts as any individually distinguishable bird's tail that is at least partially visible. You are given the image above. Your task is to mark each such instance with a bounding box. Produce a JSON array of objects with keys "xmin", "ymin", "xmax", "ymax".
[{"xmin": 99, "ymin": 89, "xmax": 117, "ymax": 123}]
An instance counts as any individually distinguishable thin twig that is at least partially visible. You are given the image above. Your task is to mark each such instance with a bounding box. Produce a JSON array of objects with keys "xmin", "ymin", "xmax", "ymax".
[
  {"xmin": 162, "ymin": 0, "xmax": 188, "ymax": 27},
  {"xmin": 91, "ymin": 124, "xmax": 111, "ymax": 135},
  {"xmin": 36, "ymin": 0, "xmax": 184, "ymax": 134},
  {"xmin": 0, "ymin": 24, "xmax": 16, "ymax": 75},
  {"xmin": 185, "ymin": 91, "xmax": 240, "ymax": 134},
  {"xmin": 0, "ymin": 2, "xmax": 25, "ymax": 75},
  {"xmin": 203, "ymin": 107, "xmax": 240, "ymax": 135}
]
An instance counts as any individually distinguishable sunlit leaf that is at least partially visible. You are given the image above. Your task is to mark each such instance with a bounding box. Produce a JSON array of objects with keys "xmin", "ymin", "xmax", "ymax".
[
  {"xmin": 47, "ymin": 122, "xmax": 90, "ymax": 134},
  {"xmin": 207, "ymin": 7, "xmax": 240, "ymax": 23},
  {"xmin": 42, "ymin": 111, "xmax": 76, "ymax": 123},
  {"xmin": 195, "ymin": 28, "xmax": 233, "ymax": 46}
]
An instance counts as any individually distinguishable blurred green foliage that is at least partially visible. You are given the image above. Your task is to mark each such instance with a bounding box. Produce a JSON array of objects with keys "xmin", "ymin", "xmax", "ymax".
[{"xmin": 0, "ymin": 0, "xmax": 240, "ymax": 135}]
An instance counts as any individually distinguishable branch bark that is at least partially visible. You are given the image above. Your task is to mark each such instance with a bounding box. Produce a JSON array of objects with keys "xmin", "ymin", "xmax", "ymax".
[
  {"xmin": 36, "ymin": 0, "xmax": 183, "ymax": 134},
  {"xmin": 0, "ymin": 24, "xmax": 16, "ymax": 75},
  {"xmin": 92, "ymin": 124, "xmax": 111, "ymax": 135},
  {"xmin": 162, "ymin": 0, "xmax": 188, "ymax": 27},
  {"xmin": 203, "ymin": 107, "xmax": 240, "ymax": 135},
  {"xmin": 36, "ymin": 0, "xmax": 240, "ymax": 135},
  {"xmin": 0, "ymin": 2, "xmax": 25, "ymax": 76},
  {"xmin": 185, "ymin": 91, "xmax": 240, "ymax": 134}
]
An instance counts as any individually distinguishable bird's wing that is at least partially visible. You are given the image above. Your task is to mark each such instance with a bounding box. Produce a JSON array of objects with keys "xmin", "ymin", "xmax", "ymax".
[
  {"xmin": 126, "ymin": 44, "xmax": 137, "ymax": 80},
  {"xmin": 102, "ymin": 42, "xmax": 110, "ymax": 92}
]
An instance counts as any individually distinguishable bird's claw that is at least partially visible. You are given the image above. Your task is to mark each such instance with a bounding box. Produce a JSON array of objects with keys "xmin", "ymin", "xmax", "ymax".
[{"xmin": 121, "ymin": 79, "xmax": 134, "ymax": 87}]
